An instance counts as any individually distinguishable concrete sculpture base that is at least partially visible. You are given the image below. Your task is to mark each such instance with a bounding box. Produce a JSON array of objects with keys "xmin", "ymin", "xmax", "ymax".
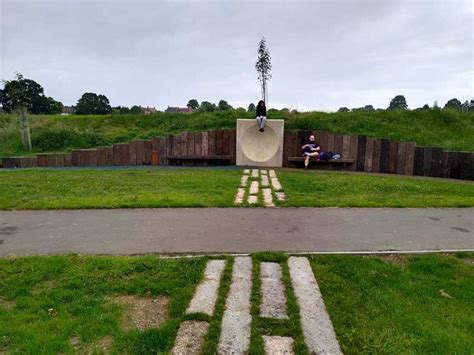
[{"xmin": 236, "ymin": 119, "xmax": 284, "ymax": 167}]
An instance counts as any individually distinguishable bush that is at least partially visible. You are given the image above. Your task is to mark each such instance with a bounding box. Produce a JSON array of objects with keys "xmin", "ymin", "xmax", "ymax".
[{"xmin": 31, "ymin": 129, "xmax": 110, "ymax": 152}]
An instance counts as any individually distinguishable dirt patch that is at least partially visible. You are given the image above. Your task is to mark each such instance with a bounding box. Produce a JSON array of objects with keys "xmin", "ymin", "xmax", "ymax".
[
  {"xmin": 376, "ymin": 254, "xmax": 409, "ymax": 267},
  {"xmin": 32, "ymin": 280, "xmax": 54, "ymax": 295},
  {"xmin": 70, "ymin": 335, "xmax": 113, "ymax": 354},
  {"xmin": 110, "ymin": 294, "xmax": 170, "ymax": 331},
  {"xmin": 0, "ymin": 297, "xmax": 15, "ymax": 310}
]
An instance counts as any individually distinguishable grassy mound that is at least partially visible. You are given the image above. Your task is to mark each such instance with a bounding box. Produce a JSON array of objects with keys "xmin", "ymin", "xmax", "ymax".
[{"xmin": 0, "ymin": 109, "xmax": 473, "ymax": 159}]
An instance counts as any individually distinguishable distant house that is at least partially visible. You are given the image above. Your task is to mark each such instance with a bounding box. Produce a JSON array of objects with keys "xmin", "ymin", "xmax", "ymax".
[
  {"xmin": 165, "ymin": 106, "xmax": 195, "ymax": 113},
  {"xmin": 62, "ymin": 106, "xmax": 75, "ymax": 115},
  {"xmin": 140, "ymin": 106, "xmax": 158, "ymax": 114}
]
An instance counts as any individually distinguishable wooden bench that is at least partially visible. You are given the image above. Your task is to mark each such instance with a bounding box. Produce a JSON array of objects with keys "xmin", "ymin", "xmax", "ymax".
[
  {"xmin": 167, "ymin": 155, "xmax": 231, "ymax": 165},
  {"xmin": 288, "ymin": 157, "xmax": 355, "ymax": 169}
]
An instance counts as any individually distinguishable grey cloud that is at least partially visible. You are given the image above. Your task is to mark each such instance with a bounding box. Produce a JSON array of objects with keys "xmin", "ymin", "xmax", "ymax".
[{"xmin": 1, "ymin": 0, "xmax": 472, "ymax": 110}]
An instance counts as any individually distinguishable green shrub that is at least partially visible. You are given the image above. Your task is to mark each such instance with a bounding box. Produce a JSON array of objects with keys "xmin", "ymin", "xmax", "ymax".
[{"xmin": 31, "ymin": 129, "xmax": 110, "ymax": 152}]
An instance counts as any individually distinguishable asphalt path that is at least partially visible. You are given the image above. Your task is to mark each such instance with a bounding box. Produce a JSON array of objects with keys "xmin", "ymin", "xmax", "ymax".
[{"xmin": 1, "ymin": 208, "xmax": 473, "ymax": 256}]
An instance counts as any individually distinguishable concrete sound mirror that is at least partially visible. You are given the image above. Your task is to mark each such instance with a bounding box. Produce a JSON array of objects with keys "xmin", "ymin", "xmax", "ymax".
[{"xmin": 236, "ymin": 119, "xmax": 284, "ymax": 167}]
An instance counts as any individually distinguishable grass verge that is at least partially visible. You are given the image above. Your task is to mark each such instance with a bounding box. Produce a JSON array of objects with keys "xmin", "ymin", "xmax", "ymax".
[
  {"xmin": 0, "ymin": 168, "xmax": 240, "ymax": 210},
  {"xmin": 1, "ymin": 168, "xmax": 473, "ymax": 210},
  {"xmin": 277, "ymin": 170, "xmax": 474, "ymax": 207},
  {"xmin": 310, "ymin": 253, "xmax": 474, "ymax": 354}
]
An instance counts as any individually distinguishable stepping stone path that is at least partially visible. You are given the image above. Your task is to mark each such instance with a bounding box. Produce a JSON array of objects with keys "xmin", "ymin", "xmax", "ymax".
[
  {"xmin": 260, "ymin": 262, "xmax": 287, "ymax": 319},
  {"xmin": 186, "ymin": 259, "xmax": 226, "ymax": 315},
  {"xmin": 171, "ymin": 256, "xmax": 341, "ymax": 354},
  {"xmin": 288, "ymin": 257, "xmax": 342, "ymax": 354},
  {"xmin": 234, "ymin": 169, "xmax": 286, "ymax": 207}
]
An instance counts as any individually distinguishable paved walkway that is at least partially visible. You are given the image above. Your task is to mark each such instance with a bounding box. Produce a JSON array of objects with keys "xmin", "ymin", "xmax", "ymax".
[{"xmin": 1, "ymin": 208, "xmax": 473, "ymax": 256}]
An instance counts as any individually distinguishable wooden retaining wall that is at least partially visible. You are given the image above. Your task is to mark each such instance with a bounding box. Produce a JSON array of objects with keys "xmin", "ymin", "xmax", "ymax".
[{"xmin": 2, "ymin": 129, "xmax": 473, "ymax": 181}]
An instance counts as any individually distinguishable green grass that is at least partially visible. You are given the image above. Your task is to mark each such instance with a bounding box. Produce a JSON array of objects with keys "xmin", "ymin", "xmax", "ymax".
[
  {"xmin": 1, "ymin": 168, "xmax": 472, "ymax": 210},
  {"xmin": 310, "ymin": 253, "xmax": 474, "ymax": 354},
  {"xmin": 0, "ymin": 255, "xmax": 208, "ymax": 354},
  {"xmin": 0, "ymin": 168, "xmax": 241, "ymax": 210},
  {"xmin": 1, "ymin": 109, "xmax": 473, "ymax": 159},
  {"xmin": 1, "ymin": 253, "xmax": 472, "ymax": 354},
  {"xmin": 277, "ymin": 170, "xmax": 474, "ymax": 207}
]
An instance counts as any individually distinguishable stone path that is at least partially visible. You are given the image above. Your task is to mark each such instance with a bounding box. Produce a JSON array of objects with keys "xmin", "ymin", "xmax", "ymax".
[
  {"xmin": 288, "ymin": 257, "xmax": 342, "ymax": 354},
  {"xmin": 234, "ymin": 169, "xmax": 286, "ymax": 207},
  {"xmin": 171, "ymin": 256, "xmax": 340, "ymax": 354},
  {"xmin": 186, "ymin": 259, "xmax": 225, "ymax": 315}
]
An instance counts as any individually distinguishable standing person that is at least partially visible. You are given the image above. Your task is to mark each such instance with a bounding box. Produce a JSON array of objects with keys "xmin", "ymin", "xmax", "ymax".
[
  {"xmin": 302, "ymin": 134, "xmax": 320, "ymax": 169},
  {"xmin": 255, "ymin": 100, "xmax": 267, "ymax": 132}
]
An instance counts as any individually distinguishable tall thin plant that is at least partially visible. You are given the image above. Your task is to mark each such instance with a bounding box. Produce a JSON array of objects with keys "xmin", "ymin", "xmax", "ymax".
[{"xmin": 255, "ymin": 37, "xmax": 272, "ymax": 105}]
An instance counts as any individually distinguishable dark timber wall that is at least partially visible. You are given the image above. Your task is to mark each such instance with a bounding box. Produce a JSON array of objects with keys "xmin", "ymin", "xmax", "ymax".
[{"xmin": 2, "ymin": 129, "xmax": 473, "ymax": 181}]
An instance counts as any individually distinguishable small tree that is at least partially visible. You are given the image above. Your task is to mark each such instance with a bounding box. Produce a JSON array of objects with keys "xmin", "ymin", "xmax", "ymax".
[
  {"xmin": 338, "ymin": 107, "xmax": 350, "ymax": 112},
  {"xmin": 388, "ymin": 95, "xmax": 408, "ymax": 110},
  {"xmin": 444, "ymin": 98, "xmax": 461, "ymax": 111},
  {"xmin": 247, "ymin": 103, "xmax": 255, "ymax": 112},
  {"xmin": 218, "ymin": 100, "xmax": 232, "ymax": 111},
  {"xmin": 130, "ymin": 105, "xmax": 142, "ymax": 114},
  {"xmin": 75, "ymin": 93, "xmax": 112, "ymax": 115},
  {"xmin": 255, "ymin": 37, "xmax": 272, "ymax": 105},
  {"xmin": 187, "ymin": 99, "xmax": 199, "ymax": 109},
  {"xmin": 200, "ymin": 101, "xmax": 217, "ymax": 112}
]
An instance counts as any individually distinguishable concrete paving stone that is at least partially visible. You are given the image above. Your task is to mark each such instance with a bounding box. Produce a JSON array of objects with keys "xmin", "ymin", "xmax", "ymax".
[
  {"xmin": 243, "ymin": 169, "xmax": 250, "ymax": 175},
  {"xmin": 288, "ymin": 257, "xmax": 342, "ymax": 354},
  {"xmin": 171, "ymin": 321, "xmax": 209, "ymax": 355},
  {"xmin": 275, "ymin": 192, "xmax": 286, "ymax": 201},
  {"xmin": 218, "ymin": 257, "xmax": 252, "ymax": 354},
  {"xmin": 260, "ymin": 262, "xmax": 288, "ymax": 319},
  {"xmin": 234, "ymin": 188, "xmax": 245, "ymax": 204},
  {"xmin": 269, "ymin": 170, "xmax": 276, "ymax": 178},
  {"xmin": 252, "ymin": 169, "xmax": 259, "ymax": 178},
  {"xmin": 261, "ymin": 175, "xmax": 269, "ymax": 187},
  {"xmin": 271, "ymin": 177, "xmax": 282, "ymax": 191},
  {"xmin": 260, "ymin": 170, "xmax": 268, "ymax": 175},
  {"xmin": 241, "ymin": 175, "xmax": 249, "ymax": 187},
  {"xmin": 247, "ymin": 195, "xmax": 258, "ymax": 204},
  {"xmin": 262, "ymin": 336, "xmax": 294, "ymax": 355},
  {"xmin": 262, "ymin": 188, "xmax": 275, "ymax": 208},
  {"xmin": 249, "ymin": 181, "xmax": 259, "ymax": 195},
  {"xmin": 186, "ymin": 260, "xmax": 226, "ymax": 316}
]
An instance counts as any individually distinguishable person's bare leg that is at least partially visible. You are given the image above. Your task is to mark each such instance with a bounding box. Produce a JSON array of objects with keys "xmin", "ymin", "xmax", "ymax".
[{"xmin": 304, "ymin": 155, "xmax": 310, "ymax": 168}]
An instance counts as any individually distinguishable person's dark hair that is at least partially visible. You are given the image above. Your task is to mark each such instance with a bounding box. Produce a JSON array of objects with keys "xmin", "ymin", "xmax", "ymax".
[{"xmin": 258, "ymin": 100, "xmax": 265, "ymax": 107}]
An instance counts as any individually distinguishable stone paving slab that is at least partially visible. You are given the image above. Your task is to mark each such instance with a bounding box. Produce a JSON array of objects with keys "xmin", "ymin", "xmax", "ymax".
[
  {"xmin": 218, "ymin": 257, "xmax": 253, "ymax": 354},
  {"xmin": 269, "ymin": 170, "xmax": 276, "ymax": 178},
  {"xmin": 261, "ymin": 175, "xmax": 269, "ymax": 187},
  {"xmin": 271, "ymin": 177, "xmax": 282, "ymax": 191},
  {"xmin": 288, "ymin": 256, "xmax": 342, "ymax": 354},
  {"xmin": 252, "ymin": 169, "xmax": 259, "ymax": 178},
  {"xmin": 275, "ymin": 192, "xmax": 286, "ymax": 201},
  {"xmin": 234, "ymin": 188, "xmax": 245, "ymax": 204},
  {"xmin": 249, "ymin": 181, "xmax": 259, "ymax": 195},
  {"xmin": 262, "ymin": 189, "xmax": 275, "ymax": 207},
  {"xmin": 262, "ymin": 336, "xmax": 294, "ymax": 355},
  {"xmin": 260, "ymin": 262, "xmax": 288, "ymax": 319},
  {"xmin": 186, "ymin": 259, "xmax": 226, "ymax": 316},
  {"xmin": 243, "ymin": 169, "xmax": 250, "ymax": 175},
  {"xmin": 171, "ymin": 320, "xmax": 209, "ymax": 354},
  {"xmin": 1, "ymin": 208, "xmax": 473, "ymax": 256},
  {"xmin": 241, "ymin": 175, "xmax": 249, "ymax": 187},
  {"xmin": 247, "ymin": 195, "xmax": 258, "ymax": 204}
]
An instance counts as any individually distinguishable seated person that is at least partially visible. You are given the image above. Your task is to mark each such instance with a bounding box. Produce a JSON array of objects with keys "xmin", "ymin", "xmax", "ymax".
[{"xmin": 301, "ymin": 134, "xmax": 320, "ymax": 168}]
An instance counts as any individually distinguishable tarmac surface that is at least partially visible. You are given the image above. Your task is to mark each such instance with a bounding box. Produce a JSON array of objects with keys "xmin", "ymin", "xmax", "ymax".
[{"xmin": 1, "ymin": 208, "xmax": 473, "ymax": 256}]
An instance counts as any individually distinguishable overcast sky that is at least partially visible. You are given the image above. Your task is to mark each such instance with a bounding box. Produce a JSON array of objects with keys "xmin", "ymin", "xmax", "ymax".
[{"xmin": 1, "ymin": 0, "xmax": 472, "ymax": 111}]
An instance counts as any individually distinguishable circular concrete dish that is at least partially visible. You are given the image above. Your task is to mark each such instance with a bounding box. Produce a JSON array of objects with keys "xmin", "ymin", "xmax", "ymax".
[{"xmin": 240, "ymin": 125, "xmax": 279, "ymax": 163}]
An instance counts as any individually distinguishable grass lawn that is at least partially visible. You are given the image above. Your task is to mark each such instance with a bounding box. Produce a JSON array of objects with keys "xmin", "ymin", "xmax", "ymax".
[
  {"xmin": 0, "ymin": 253, "xmax": 472, "ymax": 354},
  {"xmin": 0, "ymin": 168, "xmax": 240, "ymax": 210},
  {"xmin": 278, "ymin": 170, "xmax": 474, "ymax": 207},
  {"xmin": 1, "ymin": 167, "xmax": 472, "ymax": 210}
]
